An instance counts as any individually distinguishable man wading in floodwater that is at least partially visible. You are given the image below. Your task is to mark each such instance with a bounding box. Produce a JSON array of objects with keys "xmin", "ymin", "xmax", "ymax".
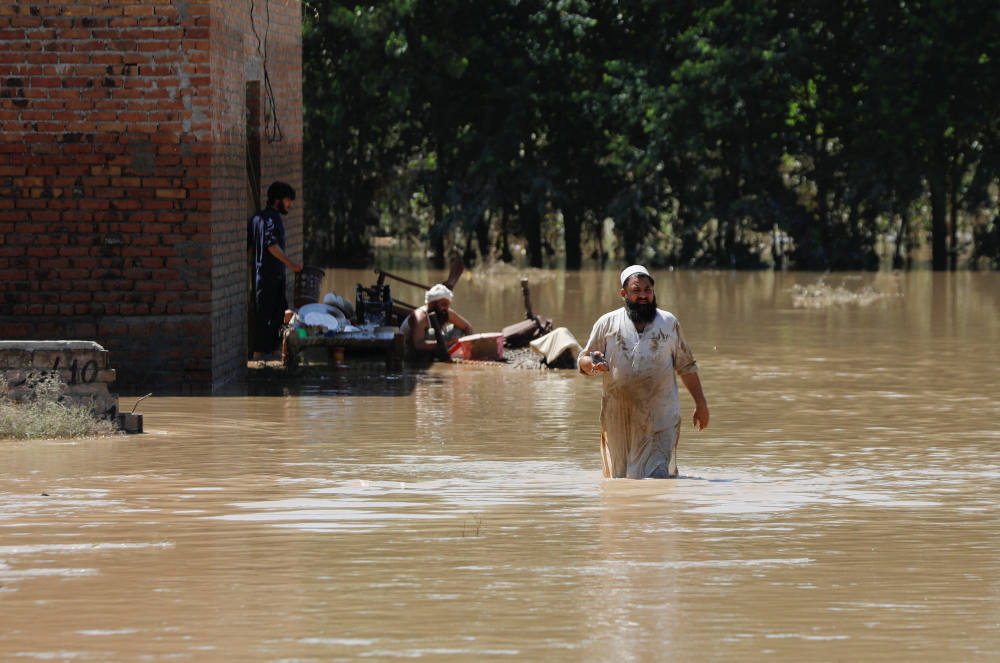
[{"xmin": 578, "ymin": 265, "xmax": 709, "ymax": 478}]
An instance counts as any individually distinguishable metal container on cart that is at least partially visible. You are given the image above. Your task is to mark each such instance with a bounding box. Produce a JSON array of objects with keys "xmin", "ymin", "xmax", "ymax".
[{"xmin": 355, "ymin": 283, "xmax": 393, "ymax": 327}]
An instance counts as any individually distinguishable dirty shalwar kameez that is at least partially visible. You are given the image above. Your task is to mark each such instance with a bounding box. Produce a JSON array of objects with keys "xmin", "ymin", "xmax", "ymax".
[{"xmin": 581, "ymin": 308, "xmax": 698, "ymax": 479}]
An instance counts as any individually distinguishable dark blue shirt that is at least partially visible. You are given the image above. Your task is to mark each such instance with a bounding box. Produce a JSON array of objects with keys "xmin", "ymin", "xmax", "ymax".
[{"xmin": 249, "ymin": 207, "xmax": 286, "ymax": 291}]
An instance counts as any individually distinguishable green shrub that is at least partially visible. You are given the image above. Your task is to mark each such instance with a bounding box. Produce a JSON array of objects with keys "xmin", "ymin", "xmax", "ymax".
[{"xmin": 0, "ymin": 372, "xmax": 118, "ymax": 440}]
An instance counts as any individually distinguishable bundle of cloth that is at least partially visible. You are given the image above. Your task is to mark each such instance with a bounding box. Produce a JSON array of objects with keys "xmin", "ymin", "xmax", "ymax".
[{"xmin": 529, "ymin": 327, "xmax": 582, "ymax": 368}]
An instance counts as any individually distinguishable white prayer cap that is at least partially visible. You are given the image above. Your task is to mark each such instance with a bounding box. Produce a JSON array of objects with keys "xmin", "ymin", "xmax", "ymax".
[
  {"xmin": 620, "ymin": 264, "xmax": 652, "ymax": 287},
  {"xmin": 425, "ymin": 283, "xmax": 454, "ymax": 304}
]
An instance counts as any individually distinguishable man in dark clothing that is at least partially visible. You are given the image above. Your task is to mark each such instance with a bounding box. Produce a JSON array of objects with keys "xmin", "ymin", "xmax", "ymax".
[{"xmin": 249, "ymin": 181, "xmax": 302, "ymax": 359}]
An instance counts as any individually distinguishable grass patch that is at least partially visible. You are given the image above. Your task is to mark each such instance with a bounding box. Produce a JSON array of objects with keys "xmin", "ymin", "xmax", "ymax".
[{"xmin": 0, "ymin": 372, "xmax": 119, "ymax": 440}]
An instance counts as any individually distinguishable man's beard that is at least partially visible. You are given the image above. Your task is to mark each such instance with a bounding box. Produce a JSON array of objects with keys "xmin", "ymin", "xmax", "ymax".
[
  {"xmin": 428, "ymin": 302, "xmax": 450, "ymax": 317},
  {"xmin": 276, "ymin": 200, "xmax": 289, "ymax": 214},
  {"xmin": 625, "ymin": 296, "xmax": 657, "ymax": 324}
]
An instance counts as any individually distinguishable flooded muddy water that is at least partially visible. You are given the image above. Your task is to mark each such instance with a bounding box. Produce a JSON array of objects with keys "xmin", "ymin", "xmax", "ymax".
[{"xmin": 2, "ymin": 270, "xmax": 999, "ymax": 661}]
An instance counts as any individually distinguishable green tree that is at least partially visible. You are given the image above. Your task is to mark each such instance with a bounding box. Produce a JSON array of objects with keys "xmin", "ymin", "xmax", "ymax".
[
  {"xmin": 301, "ymin": 0, "xmax": 1000, "ymax": 271},
  {"xmin": 302, "ymin": 2, "xmax": 422, "ymax": 266},
  {"xmin": 790, "ymin": 0, "xmax": 1000, "ymax": 269}
]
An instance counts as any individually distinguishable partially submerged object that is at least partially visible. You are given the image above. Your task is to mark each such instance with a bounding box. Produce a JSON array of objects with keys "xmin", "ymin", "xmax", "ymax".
[
  {"xmin": 277, "ymin": 261, "xmax": 579, "ymax": 371},
  {"xmin": 282, "ymin": 297, "xmax": 401, "ymax": 368},
  {"xmin": 529, "ymin": 327, "xmax": 582, "ymax": 369},
  {"xmin": 278, "ymin": 261, "xmax": 464, "ymax": 368},
  {"xmin": 501, "ymin": 278, "xmax": 553, "ymax": 349},
  {"xmin": 447, "ymin": 277, "xmax": 579, "ymax": 369},
  {"xmin": 449, "ymin": 333, "xmax": 504, "ymax": 361}
]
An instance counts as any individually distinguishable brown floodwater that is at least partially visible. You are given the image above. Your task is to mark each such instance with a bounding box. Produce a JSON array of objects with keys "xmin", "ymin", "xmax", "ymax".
[{"xmin": 2, "ymin": 269, "xmax": 999, "ymax": 661}]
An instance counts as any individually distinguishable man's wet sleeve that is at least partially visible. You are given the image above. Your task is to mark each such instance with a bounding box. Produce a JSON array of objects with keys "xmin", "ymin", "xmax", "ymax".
[
  {"xmin": 578, "ymin": 316, "xmax": 608, "ymax": 369},
  {"xmin": 673, "ymin": 321, "xmax": 698, "ymax": 375}
]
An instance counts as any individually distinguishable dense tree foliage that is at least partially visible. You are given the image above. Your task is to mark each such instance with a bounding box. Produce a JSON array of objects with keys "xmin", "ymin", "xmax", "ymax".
[{"xmin": 302, "ymin": 1, "xmax": 1000, "ymax": 270}]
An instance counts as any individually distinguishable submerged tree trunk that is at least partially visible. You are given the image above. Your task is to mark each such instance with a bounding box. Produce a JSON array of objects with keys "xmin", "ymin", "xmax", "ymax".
[
  {"xmin": 332, "ymin": 210, "xmax": 346, "ymax": 264},
  {"xmin": 927, "ymin": 155, "xmax": 949, "ymax": 271},
  {"xmin": 948, "ymin": 159, "xmax": 960, "ymax": 271},
  {"xmin": 498, "ymin": 203, "xmax": 513, "ymax": 263},
  {"xmin": 476, "ymin": 212, "xmax": 491, "ymax": 262},
  {"xmin": 523, "ymin": 202, "xmax": 543, "ymax": 268},
  {"xmin": 771, "ymin": 223, "xmax": 784, "ymax": 270},
  {"xmin": 563, "ymin": 209, "xmax": 582, "ymax": 270},
  {"xmin": 592, "ymin": 221, "xmax": 607, "ymax": 264},
  {"xmin": 429, "ymin": 182, "xmax": 446, "ymax": 270},
  {"xmin": 621, "ymin": 212, "xmax": 639, "ymax": 265},
  {"xmin": 893, "ymin": 213, "xmax": 909, "ymax": 270},
  {"xmin": 723, "ymin": 218, "xmax": 736, "ymax": 268},
  {"xmin": 430, "ymin": 225, "xmax": 446, "ymax": 270}
]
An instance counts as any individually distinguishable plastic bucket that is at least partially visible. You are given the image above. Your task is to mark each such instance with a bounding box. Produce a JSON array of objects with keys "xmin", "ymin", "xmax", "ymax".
[{"xmin": 293, "ymin": 266, "xmax": 325, "ymax": 308}]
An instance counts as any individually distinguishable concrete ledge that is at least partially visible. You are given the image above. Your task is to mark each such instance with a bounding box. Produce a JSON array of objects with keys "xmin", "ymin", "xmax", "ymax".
[
  {"xmin": 0, "ymin": 341, "xmax": 107, "ymax": 351},
  {"xmin": 0, "ymin": 340, "xmax": 119, "ymax": 420}
]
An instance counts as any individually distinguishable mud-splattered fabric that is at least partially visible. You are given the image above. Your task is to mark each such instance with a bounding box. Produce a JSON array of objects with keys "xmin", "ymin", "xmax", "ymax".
[{"xmin": 580, "ymin": 308, "xmax": 698, "ymax": 479}]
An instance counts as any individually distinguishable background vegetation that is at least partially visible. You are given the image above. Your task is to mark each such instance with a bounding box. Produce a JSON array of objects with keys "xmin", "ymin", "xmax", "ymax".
[{"xmin": 301, "ymin": 1, "xmax": 1000, "ymax": 271}]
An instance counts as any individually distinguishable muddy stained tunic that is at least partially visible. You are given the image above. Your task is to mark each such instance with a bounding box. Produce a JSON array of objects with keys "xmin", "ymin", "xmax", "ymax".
[{"xmin": 581, "ymin": 308, "xmax": 698, "ymax": 479}]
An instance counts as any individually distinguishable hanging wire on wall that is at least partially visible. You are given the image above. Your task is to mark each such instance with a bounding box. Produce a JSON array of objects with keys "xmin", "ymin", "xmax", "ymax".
[
  {"xmin": 246, "ymin": 131, "xmax": 261, "ymax": 210},
  {"xmin": 249, "ymin": 0, "xmax": 284, "ymax": 143}
]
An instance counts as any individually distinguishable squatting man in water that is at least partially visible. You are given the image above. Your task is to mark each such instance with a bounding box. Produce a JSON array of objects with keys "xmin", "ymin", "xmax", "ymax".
[
  {"xmin": 400, "ymin": 283, "xmax": 474, "ymax": 359},
  {"xmin": 578, "ymin": 265, "xmax": 709, "ymax": 478}
]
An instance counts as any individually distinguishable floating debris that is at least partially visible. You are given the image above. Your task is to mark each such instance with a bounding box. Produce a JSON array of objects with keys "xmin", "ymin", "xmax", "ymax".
[
  {"xmin": 463, "ymin": 262, "xmax": 559, "ymax": 287},
  {"xmin": 792, "ymin": 279, "xmax": 900, "ymax": 308}
]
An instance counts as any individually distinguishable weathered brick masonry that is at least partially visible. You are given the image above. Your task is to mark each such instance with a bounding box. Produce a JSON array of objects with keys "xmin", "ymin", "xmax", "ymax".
[{"xmin": 0, "ymin": 0, "xmax": 303, "ymax": 392}]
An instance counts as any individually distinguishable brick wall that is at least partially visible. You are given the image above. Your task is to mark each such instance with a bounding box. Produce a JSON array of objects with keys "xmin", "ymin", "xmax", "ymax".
[
  {"xmin": 0, "ymin": 0, "xmax": 303, "ymax": 393},
  {"xmin": 209, "ymin": 0, "xmax": 302, "ymax": 389}
]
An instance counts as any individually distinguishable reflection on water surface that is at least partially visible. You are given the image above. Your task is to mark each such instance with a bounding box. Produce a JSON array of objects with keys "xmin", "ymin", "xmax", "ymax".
[{"xmin": 1, "ymin": 270, "xmax": 999, "ymax": 661}]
